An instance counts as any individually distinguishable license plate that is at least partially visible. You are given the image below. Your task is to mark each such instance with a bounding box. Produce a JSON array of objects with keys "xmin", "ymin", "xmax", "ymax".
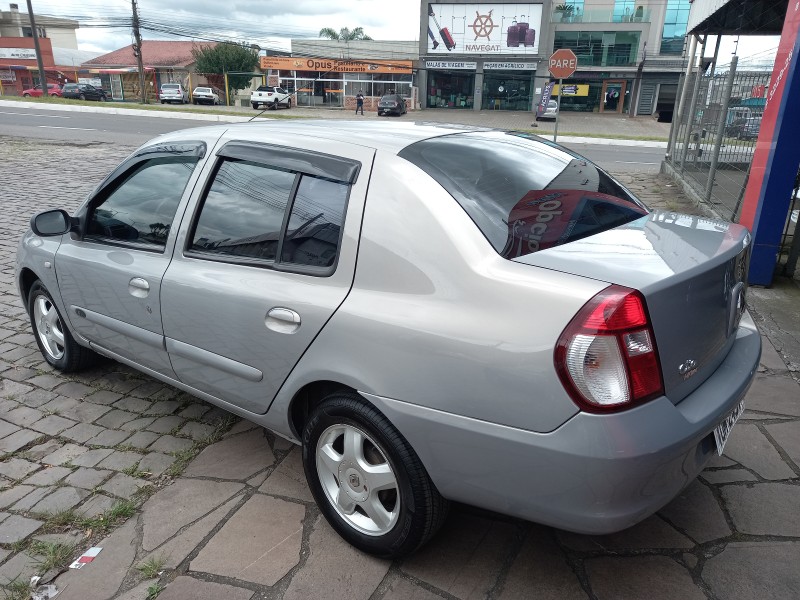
[{"xmin": 713, "ymin": 399, "xmax": 745, "ymax": 456}]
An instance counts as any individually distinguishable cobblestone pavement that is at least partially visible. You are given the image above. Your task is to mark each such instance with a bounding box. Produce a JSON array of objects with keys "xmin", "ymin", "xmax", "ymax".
[{"xmin": 1, "ymin": 136, "xmax": 798, "ymax": 600}]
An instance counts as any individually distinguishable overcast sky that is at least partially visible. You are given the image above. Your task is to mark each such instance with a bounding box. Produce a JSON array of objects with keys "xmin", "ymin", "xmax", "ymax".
[{"xmin": 29, "ymin": 0, "xmax": 779, "ymax": 67}]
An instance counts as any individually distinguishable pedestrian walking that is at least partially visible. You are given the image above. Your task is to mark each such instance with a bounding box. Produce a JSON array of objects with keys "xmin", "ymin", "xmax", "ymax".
[{"xmin": 356, "ymin": 90, "xmax": 364, "ymax": 115}]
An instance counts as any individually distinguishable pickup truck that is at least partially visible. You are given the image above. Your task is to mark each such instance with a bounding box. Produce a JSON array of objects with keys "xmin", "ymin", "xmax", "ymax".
[{"xmin": 250, "ymin": 86, "xmax": 292, "ymax": 109}]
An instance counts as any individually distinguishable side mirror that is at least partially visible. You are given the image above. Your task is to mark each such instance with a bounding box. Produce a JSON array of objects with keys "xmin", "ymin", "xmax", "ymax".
[{"xmin": 30, "ymin": 209, "xmax": 73, "ymax": 236}]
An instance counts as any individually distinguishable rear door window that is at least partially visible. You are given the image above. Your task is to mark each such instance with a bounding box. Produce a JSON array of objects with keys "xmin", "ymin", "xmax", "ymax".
[{"xmin": 398, "ymin": 131, "xmax": 648, "ymax": 258}]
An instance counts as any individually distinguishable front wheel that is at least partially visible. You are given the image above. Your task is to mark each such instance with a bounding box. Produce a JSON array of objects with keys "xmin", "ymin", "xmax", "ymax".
[
  {"xmin": 99, "ymin": 95, "xmax": 107, "ymax": 102},
  {"xmin": 23, "ymin": 93, "xmax": 31, "ymax": 97},
  {"xmin": 303, "ymin": 393, "xmax": 448, "ymax": 558},
  {"xmin": 79, "ymin": 94, "xmax": 86, "ymax": 101},
  {"xmin": 28, "ymin": 281, "xmax": 98, "ymax": 372}
]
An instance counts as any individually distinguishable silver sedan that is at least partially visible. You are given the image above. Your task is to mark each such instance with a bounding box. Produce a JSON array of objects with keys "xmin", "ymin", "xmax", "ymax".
[{"xmin": 16, "ymin": 121, "xmax": 760, "ymax": 557}]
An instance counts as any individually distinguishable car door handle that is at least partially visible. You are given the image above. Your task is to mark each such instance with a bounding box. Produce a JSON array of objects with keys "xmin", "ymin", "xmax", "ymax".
[
  {"xmin": 128, "ymin": 277, "xmax": 150, "ymax": 298},
  {"xmin": 266, "ymin": 307, "xmax": 301, "ymax": 334}
]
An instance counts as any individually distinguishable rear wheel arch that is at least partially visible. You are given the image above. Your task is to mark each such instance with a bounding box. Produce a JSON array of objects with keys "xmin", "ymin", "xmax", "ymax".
[{"xmin": 288, "ymin": 380, "xmax": 361, "ymax": 439}]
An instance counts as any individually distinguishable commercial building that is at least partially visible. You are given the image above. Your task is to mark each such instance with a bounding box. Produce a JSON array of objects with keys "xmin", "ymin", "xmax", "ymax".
[{"xmin": 417, "ymin": 1, "xmax": 693, "ymax": 116}]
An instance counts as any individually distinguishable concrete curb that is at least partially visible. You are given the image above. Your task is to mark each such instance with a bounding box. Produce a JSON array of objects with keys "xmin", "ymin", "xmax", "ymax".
[{"xmin": 0, "ymin": 99, "xmax": 669, "ymax": 147}]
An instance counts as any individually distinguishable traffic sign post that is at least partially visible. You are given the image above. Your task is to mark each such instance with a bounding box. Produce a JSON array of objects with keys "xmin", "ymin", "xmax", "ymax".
[{"xmin": 548, "ymin": 49, "xmax": 578, "ymax": 143}]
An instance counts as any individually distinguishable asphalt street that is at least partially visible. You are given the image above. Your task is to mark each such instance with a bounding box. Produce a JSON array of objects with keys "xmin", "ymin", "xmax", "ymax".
[{"xmin": 0, "ymin": 105, "xmax": 664, "ymax": 172}]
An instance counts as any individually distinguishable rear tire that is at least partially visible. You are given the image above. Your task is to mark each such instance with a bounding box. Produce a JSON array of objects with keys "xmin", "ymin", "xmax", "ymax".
[
  {"xmin": 79, "ymin": 94, "xmax": 86, "ymax": 101},
  {"xmin": 252, "ymin": 102, "xmax": 259, "ymax": 109},
  {"xmin": 23, "ymin": 93, "xmax": 31, "ymax": 97},
  {"xmin": 302, "ymin": 392, "xmax": 448, "ymax": 558},
  {"xmin": 28, "ymin": 281, "xmax": 98, "ymax": 372}
]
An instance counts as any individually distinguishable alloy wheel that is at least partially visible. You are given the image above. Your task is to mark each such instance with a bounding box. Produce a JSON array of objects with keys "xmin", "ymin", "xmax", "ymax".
[{"xmin": 33, "ymin": 295, "xmax": 65, "ymax": 360}]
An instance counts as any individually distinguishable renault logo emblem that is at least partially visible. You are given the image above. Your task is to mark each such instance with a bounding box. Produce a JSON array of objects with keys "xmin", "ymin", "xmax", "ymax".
[{"xmin": 349, "ymin": 473, "xmax": 360, "ymax": 488}]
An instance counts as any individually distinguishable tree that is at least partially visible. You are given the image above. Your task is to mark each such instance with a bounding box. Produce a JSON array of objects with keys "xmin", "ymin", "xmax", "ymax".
[
  {"xmin": 192, "ymin": 42, "xmax": 259, "ymax": 101},
  {"xmin": 318, "ymin": 27, "xmax": 372, "ymax": 41}
]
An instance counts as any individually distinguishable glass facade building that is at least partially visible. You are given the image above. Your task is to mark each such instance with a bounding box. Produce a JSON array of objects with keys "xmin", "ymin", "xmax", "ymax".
[
  {"xmin": 553, "ymin": 31, "xmax": 640, "ymax": 67},
  {"xmin": 661, "ymin": 0, "xmax": 691, "ymax": 54}
]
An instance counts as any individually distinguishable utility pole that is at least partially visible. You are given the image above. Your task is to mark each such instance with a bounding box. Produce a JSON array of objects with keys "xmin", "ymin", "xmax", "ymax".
[
  {"xmin": 26, "ymin": 1, "xmax": 50, "ymax": 96},
  {"xmin": 131, "ymin": 0, "xmax": 147, "ymax": 103}
]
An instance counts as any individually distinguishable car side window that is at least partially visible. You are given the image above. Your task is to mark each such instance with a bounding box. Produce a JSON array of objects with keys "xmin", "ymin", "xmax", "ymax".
[
  {"xmin": 190, "ymin": 159, "xmax": 295, "ymax": 260},
  {"xmin": 281, "ymin": 175, "xmax": 348, "ymax": 268},
  {"xmin": 86, "ymin": 157, "xmax": 198, "ymax": 250}
]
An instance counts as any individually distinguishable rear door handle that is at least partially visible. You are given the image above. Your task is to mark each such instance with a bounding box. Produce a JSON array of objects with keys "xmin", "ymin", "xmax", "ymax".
[
  {"xmin": 266, "ymin": 307, "xmax": 301, "ymax": 334},
  {"xmin": 128, "ymin": 277, "xmax": 150, "ymax": 298}
]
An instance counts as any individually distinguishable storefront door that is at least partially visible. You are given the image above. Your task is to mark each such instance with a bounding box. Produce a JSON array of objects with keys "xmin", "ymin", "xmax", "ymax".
[
  {"xmin": 601, "ymin": 81, "xmax": 627, "ymax": 113},
  {"xmin": 482, "ymin": 73, "xmax": 532, "ymax": 111},
  {"xmin": 427, "ymin": 71, "xmax": 475, "ymax": 108}
]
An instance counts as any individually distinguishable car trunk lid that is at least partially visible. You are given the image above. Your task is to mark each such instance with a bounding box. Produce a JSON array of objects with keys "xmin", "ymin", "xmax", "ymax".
[{"xmin": 516, "ymin": 211, "xmax": 751, "ymax": 404}]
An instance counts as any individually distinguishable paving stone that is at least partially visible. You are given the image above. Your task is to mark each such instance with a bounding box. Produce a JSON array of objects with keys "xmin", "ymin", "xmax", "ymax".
[
  {"xmin": 765, "ymin": 420, "xmax": 800, "ymax": 468},
  {"xmin": 12, "ymin": 486, "xmax": 51, "ymax": 511},
  {"xmin": 101, "ymin": 473, "xmax": 150, "ymax": 498},
  {"xmin": 42, "ymin": 443, "xmax": 88, "ymax": 466},
  {"xmin": 586, "ymin": 556, "xmax": 704, "ymax": 600},
  {"xmin": 498, "ymin": 525, "xmax": 585, "ymax": 600},
  {"xmin": 145, "ymin": 400, "xmax": 181, "ymax": 416},
  {"xmin": 759, "ymin": 338, "xmax": 790, "ymax": 373},
  {"xmin": 383, "ymin": 577, "xmax": 446, "ymax": 600},
  {"xmin": 23, "ymin": 466, "xmax": 72, "ymax": 486},
  {"xmin": 0, "ymin": 484, "xmax": 35, "ymax": 509},
  {"xmin": 723, "ymin": 483, "xmax": 800, "ymax": 536},
  {"xmin": 149, "ymin": 387, "xmax": 181, "ymax": 402},
  {"xmin": 127, "ymin": 381, "xmax": 165, "ymax": 399},
  {"xmin": 4, "ymin": 405, "xmax": 44, "ymax": 427},
  {"xmin": 96, "ymin": 451, "xmax": 143, "ymax": 471},
  {"xmin": 148, "ymin": 435, "xmax": 194, "ymax": 454},
  {"xmin": 119, "ymin": 416, "xmax": 157, "ymax": 432},
  {"xmin": 124, "ymin": 431, "xmax": 161, "ymax": 450},
  {"xmin": 224, "ymin": 419, "xmax": 260, "ymax": 438},
  {"xmin": 192, "ymin": 494, "xmax": 304, "ymax": 585},
  {"xmin": 557, "ymin": 515, "xmax": 694, "ymax": 551},
  {"xmin": 2, "ymin": 366, "xmax": 37, "ymax": 382},
  {"xmin": 64, "ymin": 467, "xmax": 112, "ymax": 490},
  {"xmin": 83, "ymin": 390, "xmax": 123, "ymax": 405},
  {"xmin": 0, "ymin": 515, "xmax": 43, "ymax": 543},
  {"xmin": 87, "ymin": 428, "xmax": 132, "ymax": 447},
  {"xmin": 141, "ymin": 479, "xmax": 244, "ymax": 551},
  {"xmin": 148, "ymin": 496, "xmax": 240, "ymax": 569},
  {"xmin": 0, "ymin": 379, "xmax": 33, "ymax": 398},
  {"xmin": 658, "ymin": 480, "xmax": 731, "ymax": 543},
  {"xmin": 76, "ymin": 493, "xmax": 116, "ymax": 518},
  {"xmin": 0, "ymin": 419, "xmax": 20, "ymax": 439},
  {"xmin": 199, "ymin": 406, "xmax": 232, "ymax": 426},
  {"xmin": 744, "ymin": 374, "xmax": 800, "ymax": 417},
  {"xmin": 0, "ymin": 428, "xmax": 42, "ymax": 453},
  {"xmin": 184, "ymin": 429, "xmax": 274, "ymax": 480},
  {"xmin": 0, "ymin": 548, "xmax": 8, "ymax": 565},
  {"xmin": 59, "ymin": 401, "xmax": 112, "ymax": 423},
  {"xmin": 114, "ymin": 580, "xmax": 157, "ymax": 600},
  {"xmin": 113, "ymin": 397, "xmax": 151, "ymax": 413},
  {"xmin": 61, "ymin": 422, "xmax": 105, "ymax": 443},
  {"xmin": 71, "ymin": 448, "xmax": 114, "ymax": 468},
  {"xmin": 283, "ymin": 516, "xmax": 390, "ymax": 600},
  {"xmin": 179, "ymin": 403, "xmax": 210, "ymax": 419},
  {"xmin": 178, "ymin": 421, "xmax": 215, "ymax": 441},
  {"xmin": 39, "ymin": 396, "xmax": 80, "ymax": 414},
  {"xmin": 16, "ymin": 388, "xmax": 57, "ymax": 408},
  {"xmin": 703, "ymin": 542, "xmax": 800, "ymax": 600},
  {"xmin": 259, "ymin": 447, "xmax": 313, "ymax": 502},
  {"xmin": 158, "ymin": 576, "xmax": 254, "ymax": 600},
  {"xmin": 31, "ymin": 486, "xmax": 88, "ymax": 514},
  {"xmin": 723, "ymin": 424, "xmax": 796, "ymax": 480},
  {"xmin": 137, "ymin": 452, "xmax": 174, "ymax": 476},
  {"xmin": 701, "ymin": 469, "xmax": 759, "ymax": 484},
  {"xmin": 30, "ymin": 414, "xmax": 76, "ymax": 435},
  {"xmin": 402, "ymin": 511, "xmax": 519, "ymax": 600},
  {"xmin": 54, "ymin": 516, "xmax": 138, "ymax": 600},
  {"xmin": 54, "ymin": 381, "xmax": 95, "ymax": 400},
  {"xmin": 24, "ymin": 374, "xmax": 63, "ymax": 390},
  {"xmin": 0, "ymin": 457, "xmax": 40, "ymax": 480},
  {"xmin": 0, "ymin": 552, "xmax": 38, "ymax": 585},
  {"xmin": 146, "ymin": 415, "xmax": 185, "ymax": 434},
  {"xmin": 95, "ymin": 409, "xmax": 138, "ymax": 430}
]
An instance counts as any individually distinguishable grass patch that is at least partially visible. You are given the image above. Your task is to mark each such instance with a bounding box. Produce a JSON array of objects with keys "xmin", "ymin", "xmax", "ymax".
[
  {"xmin": 39, "ymin": 499, "xmax": 137, "ymax": 533},
  {"xmin": 30, "ymin": 540, "xmax": 76, "ymax": 573},
  {"xmin": 0, "ymin": 577, "xmax": 32, "ymax": 600},
  {"xmin": 121, "ymin": 463, "xmax": 149, "ymax": 479},
  {"xmin": 136, "ymin": 555, "xmax": 166, "ymax": 579},
  {"xmin": 146, "ymin": 583, "xmax": 164, "ymax": 600},
  {"xmin": 106, "ymin": 499, "xmax": 136, "ymax": 521}
]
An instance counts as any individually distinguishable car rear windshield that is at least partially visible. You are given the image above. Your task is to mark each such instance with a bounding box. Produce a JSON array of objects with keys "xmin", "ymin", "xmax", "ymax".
[
  {"xmin": 195, "ymin": 88, "xmax": 211, "ymax": 93},
  {"xmin": 398, "ymin": 131, "xmax": 648, "ymax": 259},
  {"xmin": 162, "ymin": 84, "xmax": 180, "ymax": 90}
]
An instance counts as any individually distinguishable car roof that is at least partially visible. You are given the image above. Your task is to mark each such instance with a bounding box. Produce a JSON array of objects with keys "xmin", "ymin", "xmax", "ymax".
[{"xmin": 153, "ymin": 120, "xmax": 495, "ymax": 155}]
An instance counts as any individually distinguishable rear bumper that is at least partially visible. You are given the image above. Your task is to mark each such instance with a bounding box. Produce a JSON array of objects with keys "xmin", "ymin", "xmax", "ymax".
[{"xmin": 363, "ymin": 311, "xmax": 761, "ymax": 534}]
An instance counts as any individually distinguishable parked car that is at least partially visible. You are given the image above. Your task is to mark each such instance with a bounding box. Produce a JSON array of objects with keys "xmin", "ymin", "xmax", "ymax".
[
  {"xmin": 22, "ymin": 83, "xmax": 63, "ymax": 98},
  {"xmin": 160, "ymin": 83, "xmax": 188, "ymax": 104},
  {"xmin": 61, "ymin": 83, "xmax": 108, "ymax": 101},
  {"xmin": 192, "ymin": 86, "xmax": 221, "ymax": 105},
  {"xmin": 536, "ymin": 99, "xmax": 559, "ymax": 120},
  {"xmin": 725, "ymin": 116, "xmax": 762, "ymax": 140},
  {"xmin": 377, "ymin": 94, "xmax": 407, "ymax": 116},
  {"xmin": 17, "ymin": 122, "xmax": 760, "ymax": 558},
  {"xmin": 251, "ymin": 85, "xmax": 291, "ymax": 109}
]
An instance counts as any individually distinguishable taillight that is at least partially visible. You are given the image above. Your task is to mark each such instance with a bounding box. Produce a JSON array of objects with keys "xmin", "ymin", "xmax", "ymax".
[{"xmin": 555, "ymin": 285, "xmax": 663, "ymax": 413}]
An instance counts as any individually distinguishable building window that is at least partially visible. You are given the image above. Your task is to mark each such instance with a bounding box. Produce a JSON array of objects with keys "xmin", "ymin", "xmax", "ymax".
[
  {"xmin": 613, "ymin": 1, "xmax": 636, "ymax": 22},
  {"xmin": 22, "ymin": 26, "xmax": 46, "ymax": 38},
  {"xmin": 554, "ymin": 31, "xmax": 640, "ymax": 67},
  {"xmin": 660, "ymin": 0, "xmax": 691, "ymax": 55}
]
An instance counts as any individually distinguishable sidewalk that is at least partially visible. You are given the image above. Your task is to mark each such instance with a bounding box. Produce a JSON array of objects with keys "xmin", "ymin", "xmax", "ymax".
[
  {"xmin": 1, "ymin": 138, "xmax": 798, "ymax": 600},
  {"xmin": 0, "ymin": 98, "xmax": 669, "ymax": 147}
]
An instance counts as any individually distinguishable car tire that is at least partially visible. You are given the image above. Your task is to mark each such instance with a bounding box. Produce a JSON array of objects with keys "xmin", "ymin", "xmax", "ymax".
[
  {"xmin": 79, "ymin": 94, "xmax": 85, "ymax": 101},
  {"xmin": 28, "ymin": 281, "xmax": 98, "ymax": 373},
  {"xmin": 272, "ymin": 100, "xmax": 279, "ymax": 110},
  {"xmin": 50, "ymin": 93, "xmax": 58, "ymax": 97},
  {"xmin": 23, "ymin": 93, "xmax": 31, "ymax": 97},
  {"xmin": 99, "ymin": 96, "xmax": 106, "ymax": 102},
  {"xmin": 252, "ymin": 102, "xmax": 259, "ymax": 109},
  {"xmin": 302, "ymin": 392, "xmax": 448, "ymax": 558}
]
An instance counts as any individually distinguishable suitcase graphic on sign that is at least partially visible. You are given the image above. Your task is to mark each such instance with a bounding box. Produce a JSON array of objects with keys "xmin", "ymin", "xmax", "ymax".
[
  {"xmin": 428, "ymin": 4, "xmax": 456, "ymax": 51},
  {"xmin": 506, "ymin": 20, "xmax": 520, "ymax": 47},
  {"xmin": 524, "ymin": 28, "xmax": 535, "ymax": 47}
]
